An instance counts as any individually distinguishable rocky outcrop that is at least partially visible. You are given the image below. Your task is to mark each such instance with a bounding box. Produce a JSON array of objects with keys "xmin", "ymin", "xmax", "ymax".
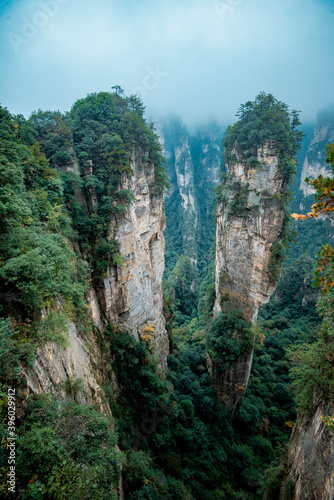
[
  {"xmin": 26, "ymin": 321, "xmax": 112, "ymax": 412},
  {"xmin": 103, "ymin": 155, "xmax": 169, "ymax": 373},
  {"xmin": 214, "ymin": 143, "xmax": 286, "ymax": 321},
  {"xmin": 26, "ymin": 151, "xmax": 169, "ymax": 411},
  {"xmin": 212, "ymin": 142, "xmax": 288, "ymax": 410},
  {"xmin": 300, "ymin": 111, "xmax": 334, "ymax": 197},
  {"xmin": 281, "ymin": 404, "xmax": 334, "ymax": 500}
]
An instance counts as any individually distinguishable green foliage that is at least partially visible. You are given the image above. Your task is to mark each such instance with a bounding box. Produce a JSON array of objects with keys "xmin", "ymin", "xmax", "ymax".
[
  {"xmin": 286, "ymin": 142, "xmax": 334, "ymax": 416},
  {"xmin": 1, "ymin": 226, "xmax": 88, "ymax": 314},
  {"xmin": 0, "ymin": 394, "xmax": 123, "ymax": 499},
  {"xmin": 160, "ymin": 202, "xmax": 322, "ymax": 498},
  {"xmin": 0, "ymin": 318, "xmax": 21, "ymax": 385},
  {"xmin": 268, "ymin": 241, "xmax": 286, "ymax": 281},
  {"xmin": 0, "ymin": 105, "xmax": 88, "ymax": 323},
  {"xmin": 228, "ymin": 182, "xmax": 250, "ymax": 217},
  {"xmin": 30, "ymin": 92, "xmax": 169, "ymax": 282},
  {"xmin": 223, "ymin": 92, "xmax": 303, "ymax": 184},
  {"xmin": 158, "ymin": 113, "xmax": 320, "ymax": 498},
  {"xmin": 107, "ymin": 318, "xmax": 296, "ymax": 498},
  {"xmin": 284, "ymin": 252, "xmax": 334, "ymax": 414},
  {"xmin": 69, "ymin": 91, "xmax": 168, "ymax": 193},
  {"xmin": 163, "ymin": 255, "xmax": 198, "ymax": 326},
  {"xmin": 28, "ymin": 110, "xmax": 74, "ymax": 167},
  {"xmin": 63, "ymin": 376, "xmax": 85, "ymax": 398},
  {"xmin": 2, "ymin": 95, "xmax": 332, "ymax": 500},
  {"xmin": 0, "ymin": 96, "xmax": 171, "ymax": 497},
  {"xmin": 207, "ymin": 312, "xmax": 254, "ymax": 371},
  {"xmin": 216, "ymin": 93, "xmax": 302, "ymax": 287},
  {"xmin": 163, "ymin": 119, "xmax": 221, "ymax": 277},
  {"xmin": 287, "ymin": 339, "xmax": 333, "ymax": 414}
]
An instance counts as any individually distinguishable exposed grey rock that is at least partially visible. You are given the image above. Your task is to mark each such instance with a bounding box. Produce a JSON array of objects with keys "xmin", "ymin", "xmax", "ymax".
[
  {"xmin": 300, "ymin": 119, "xmax": 334, "ymax": 196},
  {"xmin": 103, "ymin": 155, "xmax": 169, "ymax": 373},
  {"xmin": 212, "ymin": 143, "xmax": 287, "ymax": 411},
  {"xmin": 281, "ymin": 404, "xmax": 334, "ymax": 500}
]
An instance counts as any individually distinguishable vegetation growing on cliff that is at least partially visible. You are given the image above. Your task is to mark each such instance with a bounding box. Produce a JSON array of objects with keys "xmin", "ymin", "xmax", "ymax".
[
  {"xmin": 0, "ymin": 104, "xmax": 89, "ymax": 361},
  {"xmin": 207, "ymin": 312, "xmax": 254, "ymax": 377},
  {"xmin": 159, "ymin": 101, "xmax": 326, "ymax": 497},
  {"xmin": 30, "ymin": 91, "xmax": 169, "ymax": 281},
  {"xmin": 162, "ymin": 119, "xmax": 222, "ymax": 277},
  {"xmin": 1, "ymin": 394, "xmax": 123, "ymax": 499},
  {"xmin": 0, "ymin": 94, "xmax": 169, "ymax": 498},
  {"xmin": 1, "ymin": 92, "xmax": 333, "ymax": 499},
  {"xmin": 217, "ymin": 93, "xmax": 303, "ymax": 290},
  {"xmin": 223, "ymin": 92, "xmax": 303, "ymax": 184},
  {"xmin": 98, "ymin": 253, "xmax": 321, "ymax": 499}
]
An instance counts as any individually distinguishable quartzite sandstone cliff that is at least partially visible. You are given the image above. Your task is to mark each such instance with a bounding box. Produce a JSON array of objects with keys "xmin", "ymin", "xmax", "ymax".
[
  {"xmin": 159, "ymin": 120, "xmax": 223, "ymax": 264},
  {"xmin": 26, "ymin": 153, "xmax": 169, "ymax": 406},
  {"xmin": 300, "ymin": 113, "xmax": 334, "ymax": 197},
  {"xmin": 212, "ymin": 142, "xmax": 288, "ymax": 410},
  {"xmin": 103, "ymin": 154, "xmax": 169, "ymax": 372}
]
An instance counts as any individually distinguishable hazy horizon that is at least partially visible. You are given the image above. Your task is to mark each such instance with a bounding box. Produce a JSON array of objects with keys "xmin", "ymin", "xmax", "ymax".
[{"xmin": 0, "ymin": 0, "xmax": 333, "ymax": 127}]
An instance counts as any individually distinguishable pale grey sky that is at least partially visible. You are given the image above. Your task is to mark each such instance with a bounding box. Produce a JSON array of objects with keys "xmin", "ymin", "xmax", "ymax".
[{"xmin": 0, "ymin": 0, "xmax": 333, "ymax": 125}]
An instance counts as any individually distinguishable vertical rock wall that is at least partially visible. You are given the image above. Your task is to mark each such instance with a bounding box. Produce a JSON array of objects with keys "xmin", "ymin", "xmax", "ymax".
[
  {"xmin": 26, "ymin": 152, "xmax": 169, "ymax": 409},
  {"xmin": 300, "ymin": 114, "xmax": 334, "ymax": 197},
  {"xmin": 158, "ymin": 120, "xmax": 223, "ymax": 265},
  {"xmin": 281, "ymin": 404, "xmax": 334, "ymax": 500},
  {"xmin": 214, "ymin": 144, "xmax": 285, "ymax": 321},
  {"xmin": 212, "ymin": 143, "xmax": 287, "ymax": 410},
  {"xmin": 103, "ymin": 155, "xmax": 169, "ymax": 373}
]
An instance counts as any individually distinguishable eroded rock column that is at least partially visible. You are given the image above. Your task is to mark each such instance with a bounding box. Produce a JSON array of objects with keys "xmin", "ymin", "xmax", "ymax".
[{"xmin": 211, "ymin": 143, "xmax": 288, "ymax": 410}]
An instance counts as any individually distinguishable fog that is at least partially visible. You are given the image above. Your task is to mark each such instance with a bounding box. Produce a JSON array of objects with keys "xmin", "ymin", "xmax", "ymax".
[{"xmin": 0, "ymin": 0, "xmax": 333, "ymax": 126}]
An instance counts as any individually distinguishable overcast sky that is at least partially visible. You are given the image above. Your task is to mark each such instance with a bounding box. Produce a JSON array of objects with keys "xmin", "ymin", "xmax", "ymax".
[{"xmin": 0, "ymin": 0, "xmax": 333, "ymax": 126}]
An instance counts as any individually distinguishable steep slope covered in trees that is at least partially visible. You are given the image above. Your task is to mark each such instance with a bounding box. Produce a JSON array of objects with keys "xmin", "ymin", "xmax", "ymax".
[
  {"xmin": 280, "ymin": 141, "xmax": 334, "ymax": 499},
  {"xmin": 159, "ymin": 118, "xmax": 224, "ymax": 329}
]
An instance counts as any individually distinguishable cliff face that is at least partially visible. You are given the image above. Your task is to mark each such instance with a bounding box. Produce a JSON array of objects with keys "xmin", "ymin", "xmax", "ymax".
[
  {"xmin": 214, "ymin": 143, "xmax": 285, "ymax": 321},
  {"xmin": 300, "ymin": 114, "xmax": 334, "ymax": 197},
  {"xmin": 212, "ymin": 143, "xmax": 287, "ymax": 410},
  {"xmin": 26, "ymin": 320, "xmax": 113, "ymax": 410},
  {"xmin": 158, "ymin": 119, "xmax": 223, "ymax": 266},
  {"xmin": 26, "ymin": 154, "xmax": 169, "ymax": 409},
  {"xmin": 281, "ymin": 404, "xmax": 334, "ymax": 500},
  {"xmin": 103, "ymin": 156, "xmax": 169, "ymax": 372}
]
